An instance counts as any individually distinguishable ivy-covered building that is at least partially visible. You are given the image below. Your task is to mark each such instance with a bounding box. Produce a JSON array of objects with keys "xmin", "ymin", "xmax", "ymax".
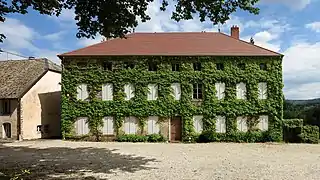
[{"xmin": 58, "ymin": 26, "xmax": 284, "ymax": 142}]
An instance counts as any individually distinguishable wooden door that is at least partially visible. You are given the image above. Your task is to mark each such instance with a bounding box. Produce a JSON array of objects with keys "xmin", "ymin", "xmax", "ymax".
[{"xmin": 171, "ymin": 116, "xmax": 182, "ymax": 141}]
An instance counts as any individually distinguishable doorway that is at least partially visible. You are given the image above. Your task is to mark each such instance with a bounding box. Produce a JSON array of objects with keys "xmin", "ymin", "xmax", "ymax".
[
  {"xmin": 3, "ymin": 123, "xmax": 11, "ymax": 138},
  {"xmin": 170, "ymin": 116, "xmax": 182, "ymax": 142}
]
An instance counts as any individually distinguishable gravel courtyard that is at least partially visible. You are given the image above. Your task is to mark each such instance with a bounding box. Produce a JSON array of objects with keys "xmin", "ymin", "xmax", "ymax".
[{"xmin": 0, "ymin": 140, "xmax": 320, "ymax": 180}]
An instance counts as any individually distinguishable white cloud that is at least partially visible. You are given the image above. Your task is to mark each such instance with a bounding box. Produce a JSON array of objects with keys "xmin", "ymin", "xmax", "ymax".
[
  {"xmin": 77, "ymin": 35, "xmax": 104, "ymax": 47},
  {"xmin": 305, "ymin": 22, "xmax": 320, "ymax": 32},
  {"xmin": 260, "ymin": 0, "xmax": 312, "ymax": 10},
  {"xmin": 43, "ymin": 31, "xmax": 67, "ymax": 41}
]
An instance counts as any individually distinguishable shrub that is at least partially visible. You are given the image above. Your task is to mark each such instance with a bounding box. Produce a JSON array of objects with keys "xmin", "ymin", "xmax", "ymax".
[
  {"xmin": 116, "ymin": 134, "xmax": 148, "ymax": 142},
  {"xmin": 299, "ymin": 125, "xmax": 319, "ymax": 144},
  {"xmin": 146, "ymin": 134, "xmax": 166, "ymax": 142}
]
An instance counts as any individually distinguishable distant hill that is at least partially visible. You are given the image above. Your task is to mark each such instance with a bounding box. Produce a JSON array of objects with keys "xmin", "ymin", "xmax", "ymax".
[{"xmin": 286, "ymin": 98, "xmax": 320, "ymax": 106}]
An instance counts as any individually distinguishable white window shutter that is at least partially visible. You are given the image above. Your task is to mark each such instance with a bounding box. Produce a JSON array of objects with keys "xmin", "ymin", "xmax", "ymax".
[
  {"xmin": 102, "ymin": 84, "xmax": 113, "ymax": 101},
  {"xmin": 215, "ymin": 83, "xmax": 225, "ymax": 100},
  {"xmin": 129, "ymin": 84, "xmax": 135, "ymax": 99},
  {"xmin": 124, "ymin": 84, "xmax": 134, "ymax": 100},
  {"xmin": 171, "ymin": 83, "xmax": 181, "ymax": 100},
  {"xmin": 193, "ymin": 116, "xmax": 203, "ymax": 133},
  {"xmin": 216, "ymin": 116, "xmax": 226, "ymax": 133},
  {"xmin": 130, "ymin": 117, "xmax": 137, "ymax": 134},
  {"xmin": 148, "ymin": 84, "xmax": 158, "ymax": 100},
  {"xmin": 258, "ymin": 82, "xmax": 267, "ymax": 100},
  {"xmin": 75, "ymin": 117, "xmax": 89, "ymax": 135},
  {"xmin": 258, "ymin": 115, "xmax": 268, "ymax": 131},
  {"xmin": 237, "ymin": 116, "xmax": 247, "ymax": 132},
  {"xmin": 102, "ymin": 117, "xmax": 114, "ymax": 135},
  {"xmin": 79, "ymin": 84, "xmax": 89, "ymax": 100},
  {"xmin": 124, "ymin": 117, "xmax": 130, "ymax": 134},
  {"xmin": 236, "ymin": 83, "xmax": 246, "ymax": 99},
  {"xmin": 147, "ymin": 116, "xmax": 160, "ymax": 134}
]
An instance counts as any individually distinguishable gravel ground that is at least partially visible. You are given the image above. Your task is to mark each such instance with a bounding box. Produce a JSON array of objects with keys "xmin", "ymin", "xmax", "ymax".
[{"xmin": 0, "ymin": 140, "xmax": 320, "ymax": 180}]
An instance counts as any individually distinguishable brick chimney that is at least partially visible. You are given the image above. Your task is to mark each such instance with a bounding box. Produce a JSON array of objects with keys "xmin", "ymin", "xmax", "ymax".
[{"xmin": 231, "ymin": 25, "xmax": 239, "ymax": 39}]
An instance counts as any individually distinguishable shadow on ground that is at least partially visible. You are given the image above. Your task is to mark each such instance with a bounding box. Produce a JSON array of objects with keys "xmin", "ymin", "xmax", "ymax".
[{"xmin": 0, "ymin": 142, "xmax": 158, "ymax": 180}]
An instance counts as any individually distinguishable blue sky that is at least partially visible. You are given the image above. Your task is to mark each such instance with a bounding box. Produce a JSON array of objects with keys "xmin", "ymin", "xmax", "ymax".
[{"xmin": 0, "ymin": 0, "xmax": 320, "ymax": 100}]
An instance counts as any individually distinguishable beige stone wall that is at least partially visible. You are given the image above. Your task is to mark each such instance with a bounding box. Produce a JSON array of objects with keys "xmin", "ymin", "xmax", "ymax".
[
  {"xmin": 21, "ymin": 71, "xmax": 61, "ymax": 140},
  {"xmin": 0, "ymin": 100, "xmax": 18, "ymax": 139},
  {"xmin": 159, "ymin": 117, "xmax": 170, "ymax": 140}
]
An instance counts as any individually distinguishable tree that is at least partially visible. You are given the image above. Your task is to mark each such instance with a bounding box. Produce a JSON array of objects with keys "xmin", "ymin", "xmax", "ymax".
[{"xmin": 0, "ymin": 0, "xmax": 259, "ymax": 42}]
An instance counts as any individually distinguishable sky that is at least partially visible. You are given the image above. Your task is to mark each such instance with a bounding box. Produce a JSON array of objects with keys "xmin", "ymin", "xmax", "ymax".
[{"xmin": 0, "ymin": 0, "xmax": 320, "ymax": 100}]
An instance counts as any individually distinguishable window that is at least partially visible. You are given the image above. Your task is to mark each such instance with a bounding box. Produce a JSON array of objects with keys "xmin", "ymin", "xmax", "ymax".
[
  {"xmin": 258, "ymin": 82, "xmax": 267, "ymax": 99},
  {"xmin": 193, "ymin": 116, "xmax": 203, "ymax": 133},
  {"xmin": 147, "ymin": 116, "xmax": 160, "ymax": 134},
  {"xmin": 75, "ymin": 117, "xmax": 89, "ymax": 135},
  {"xmin": 216, "ymin": 63, "xmax": 224, "ymax": 70},
  {"xmin": 124, "ymin": 84, "xmax": 135, "ymax": 100},
  {"xmin": 193, "ymin": 62, "xmax": 201, "ymax": 71},
  {"xmin": 237, "ymin": 63, "xmax": 245, "ymax": 70},
  {"xmin": 37, "ymin": 125, "xmax": 42, "ymax": 133},
  {"xmin": 193, "ymin": 84, "xmax": 203, "ymax": 99},
  {"xmin": 257, "ymin": 115, "xmax": 268, "ymax": 131},
  {"xmin": 215, "ymin": 83, "xmax": 225, "ymax": 100},
  {"xmin": 102, "ymin": 117, "xmax": 114, "ymax": 135},
  {"xmin": 103, "ymin": 62, "xmax": 112, "ymax": 71},
  {"xmin": 172, "ymin": 63, "xmax": 180, "ymax": 71},
  {"xmin": 3, "ymin": 123, "xmax": 11, "ymax": 138},
  {"xmin": 260, "ymin": 63, "xmax": 267, "ymax": 70},
  {"xmin": 77, "ymin": 84, "xmax": 89, "ymax": 101},
  {"xmin": 171, "ymin": 83, "xmax": 181, "ymax": 100},
  {"xmin": 236, "ymin": 82, "xmax": 246, "ymax": 100},
  {"xmin": 102, "ymin": 84, "xmax": 113, "ymax": 101},
  {"xmin": 148, "ymin": 62, "xmax": 157, "ymax": 71},
  {"xmin": 147, "ymin": 84, "xmax": 158, "ymax": 100},
  {"xmin": 124, "ymin": 116, "xmax": 138, "ymax": 134},
  {"xmin": 124, "ymin": 62, "xmax": 135, "ymax": 69},
  {"xmin": 216, "ymin": 116, "xmax": 226, "ymax": 133},
  {"xmin": 237, "ymin": 116, "xmax": 248, "ymax": 132},
  {"xmin": 1, "ymin": 100, "xmax": 10, "ymax": 115}
]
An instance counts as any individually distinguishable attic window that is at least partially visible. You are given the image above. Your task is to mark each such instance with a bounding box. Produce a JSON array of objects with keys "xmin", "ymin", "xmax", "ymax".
[
  {"xmin": 172, "ymin": 63, "xmax": 180, "ymax": 71},
  {"xmin": 260, "ymin": 63, "xmax": 267, "ymax": 70},
  {"xmin": 193, "ymin": 63, "xmax": 201, "ymax": 71},
  {"xmin": 216, "ymin": 63, "xmax": 224, "ymax": 70},
  {"xmin": 103, "ymin": 62, "xmax": 112, "ymax": 71},
  {"xmin": 237, "ymin": 63, "xmax": 245, "ymax": 70},
  {"xmin": 124, "ymin": 62, "xmax": 135, "ymax": 69},
  {"xmin": 148, "ymin": 62, "xmax": 157, "ymax": 71}
]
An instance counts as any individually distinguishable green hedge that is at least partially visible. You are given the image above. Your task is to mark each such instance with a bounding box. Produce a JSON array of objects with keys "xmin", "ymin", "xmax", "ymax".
[
  {"xmin": 116, "ymin": 134, "xmax": 166, "ymax": 142},
  {"xmin": 299, "ymin": 125, "xmax": 319, "ymax": 144}
]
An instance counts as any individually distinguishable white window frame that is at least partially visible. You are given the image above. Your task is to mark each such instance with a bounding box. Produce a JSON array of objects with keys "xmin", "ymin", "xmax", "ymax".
[
  {"xmin": 102, "ymin": 116, "xmax": 114, "ymax": 135},
  {"xmin": 215, "ymin": 116, "xmax": 226, "ymax": 133},
  {"xmin": 215, "ymin": 82, "xmax": 225, "ymax": 100},
  {"xmin": 77, "ymin": 84, "xmax": 89, "ymax": 101},
  {"xmin": 102, "ymin": 84, "xmax": 113, "ymax": 101},
  {"xmin": 193, "ymin": 115, "xmax": 203, "ymax": 133},
  {"xmin": 257, "ymin": 115, "xmax": 269, "ymax": 131},
  {"xmin": 124, "ymin": 116, "xmax": 138, "ymax": 134},
  {"xmin": 258, "ymin": 82, "xmax": 267, "ymax": 100},
  {"xmin": 147, "ymin": 84, "xmax": 158, "ymax": 100},
  {"xmin": 124, "ymin": 84, "xmax": 135, "ymax": 100},
  {"xmin": 193, "ymin": 84, "xmax": 203, "ymax": 100},
  {"xmin": 147, "ymin": 116, "xmax": 160, "ymax": 134},
  {"xmin": 75, "ymin": 117, "xmax": 89, "ymax": 135},
  {"xmin": 237, "ymin": 116, "xmax": 248, "ymax": 132},
  {"xmin": 236, "ymin": 82, "xmax": 246, "ymax": 100},
  {"xmin": 171, "ymin": 83, "xmax": 181, "ymax": 100}
]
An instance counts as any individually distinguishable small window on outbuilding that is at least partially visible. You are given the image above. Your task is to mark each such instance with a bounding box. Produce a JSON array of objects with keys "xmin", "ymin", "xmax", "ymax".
[
  {"xmin": 124, "ymin": 62, "xmax": 135, "ymax": 69},
  {"xmin": 260, "ymin": 63, "xmax": 267, "ymax": 70},
  {"xmin": 193, "ymin": 62, "xmax": 201, "ymax": 71},
  {"xmin": 103, "ymin": 62, "xmax": 112, "ymax": 71},
  {"xmin": 148, "ymin": 62, "xmax": 157, "ymax": 71},
  {"xmin": 216, "ymin": 63, "xmax": 224, "ymax": 70},
  {"xmin": 172, "ymin": 63, "xmax": 180, "ymax": 71},
  {"xmin": 237, "ymin": 63, "xmax": 245, "ymax": 70},
  {"xmin": 3, "ymin": 123, "xmax": 11, "ymax": 138},
  {"xmin": 2, "ymin": 100, "xmax": 10, "ymax": 115}
]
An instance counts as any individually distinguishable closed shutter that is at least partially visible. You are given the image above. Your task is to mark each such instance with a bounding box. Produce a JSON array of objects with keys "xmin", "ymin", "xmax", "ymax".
[
  {"xmin": 171, "ymin": 83, "xmax": 181, "ymax": 100},
  {"xmin": 147, "ymin": 116, "xmax": 160, "ymax": 134},
  {"xmin": 258, "ymin": 115, "xmax": 269, "ymax": 131},
  {"xmin": 102, "ymin": 84, "xmax": 113, "ymax": 101},
  {"xmin": 216, "ymin": 116, "xmax": 226, "ymax": 133},
  {"xmin": 193, "ymin": 116, "xmax": 203, "ymax": 133},
  {"xmin": 77, "ymin": 85, "xmax": 82, "ymax": 100},
  {"xmin": 215, "ymin": 83, "xmax": 225, "ymax": 100},
  {"xmin": 237, "ymin": 116, "xmax": 248, "ymax": 132},
  {"xmin": 236, "ymin": 83, "xmax": 246, "ymax": 99},
  {"xmin": 75, "ymin": 117, "xmax": 89, "ymax": 135},
  {"xmin": 77, "ymin": 84, "xmax": 88, "ymax": 100},
  {"xmin": 124, "ymin": 116, "xmax": 137, "ymax": 134},
  {"xmin": 124, "ymin": 84, "xmax": 135, "ymax": 100},
  {"xmin": 258, "ymin": 82, "xmax": 267, "ymax": 99},
  {"xmin": 102, "ymin": 117, "xmax": 114, "ymax": 135},
  {"xmin": 124, "ymin": 117, "xmax": 130, "ymax": 134},
  {"xmin": 148, "ymin": 84, "xmax": 158, "ymax": 100}
]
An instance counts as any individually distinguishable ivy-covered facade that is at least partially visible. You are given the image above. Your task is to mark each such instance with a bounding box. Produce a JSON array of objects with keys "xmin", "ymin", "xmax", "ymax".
[{"xmin": 60, "ymin": 54, "xmax": 284, "ymax": 142}]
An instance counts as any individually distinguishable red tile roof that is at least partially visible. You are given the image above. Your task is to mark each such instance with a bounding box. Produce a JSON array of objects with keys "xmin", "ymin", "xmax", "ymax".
[{"xmin": 59, "ymin": 32, "xmax": 282, "ymax": 57}]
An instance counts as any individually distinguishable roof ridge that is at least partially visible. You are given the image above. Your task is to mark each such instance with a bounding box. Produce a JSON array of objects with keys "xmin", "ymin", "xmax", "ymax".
[{"xmin": 218, "ymin": 33, "xmax": 283, "ymax": 56}]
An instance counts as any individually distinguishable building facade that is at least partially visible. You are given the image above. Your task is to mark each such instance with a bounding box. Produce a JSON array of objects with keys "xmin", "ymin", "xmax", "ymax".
[{"xmin": 59, "ymin": 27, "xmax": 284, "ymax": 142}]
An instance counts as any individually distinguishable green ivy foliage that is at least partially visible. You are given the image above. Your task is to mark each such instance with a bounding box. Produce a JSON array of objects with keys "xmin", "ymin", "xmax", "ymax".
[
  {"xmin": 299, "ymin": 125, "xmax": 319, "ymax": 144},
  {"xmin": 61, "ymin": 56, "xmax": 284, "ymax": 142}
]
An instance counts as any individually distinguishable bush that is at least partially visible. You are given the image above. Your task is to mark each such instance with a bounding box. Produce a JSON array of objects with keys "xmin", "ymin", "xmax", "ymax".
[
  {"xmin": 146, "ymin": 134, "xmax": 166, "ymax": 142},
  {"xmin": 116, "ymin": 134, "xmax": 166, "ymax": 142},
  {"xmin": 283, "ymin": 119, "xmax": 304, "ymax": 143},
  {"xmin": 182, "ymin": 133, "xmax": 200, "ymax": 143},
  {"xmin": 299, "ymin": 125, "xmax": 319, "ymax": 144}
]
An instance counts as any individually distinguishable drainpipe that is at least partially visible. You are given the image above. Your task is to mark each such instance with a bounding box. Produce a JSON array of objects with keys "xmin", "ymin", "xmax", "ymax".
[{"xmin": 17, "ymin": 99, "xmax": 22, "ymax": 141}]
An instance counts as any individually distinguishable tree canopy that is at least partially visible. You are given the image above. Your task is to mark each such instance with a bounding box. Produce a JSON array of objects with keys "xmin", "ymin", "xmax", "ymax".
[{"xmin": 0, "ymin": 0, "xmax": 260, "ymax": 42}]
